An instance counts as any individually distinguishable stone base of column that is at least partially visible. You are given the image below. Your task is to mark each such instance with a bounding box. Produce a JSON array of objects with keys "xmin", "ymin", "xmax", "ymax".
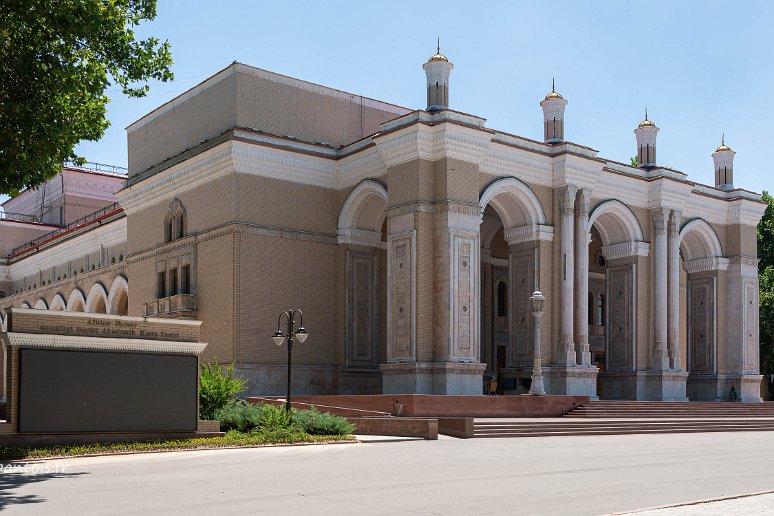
[
  {"xmin": 651, "ymin": 348, "xmax": 670, "ymax": 370},
  {"xmin": 687, "ymin": 373, "xmax": 763, "ymax": 403},
  {"xmin": 380, "ymin": 362, "xmax": 487, "ymax": 395},
  {"xmin": 542, "ymin": 366, "xmax": 599, "ymax": 398},
  {"xmin": 598, "ymin": 371, "xmax": 688, "ymax": 400}
]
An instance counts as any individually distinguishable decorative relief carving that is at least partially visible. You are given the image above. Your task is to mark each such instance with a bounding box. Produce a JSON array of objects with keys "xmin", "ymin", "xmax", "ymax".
[
  {"xmin": 510, "ymin": 250, "xmax": 534, "ymax": 365},
  {"xmin": 456, "ymin": 240, "xmax": 472, "ymax": 353},
  {"xmin": 688, "ymin": 278, "xmax": 715, "ymax": 373},
  {"xmin": 347, "ymin": 252, "xmax": 376, "ymax": 365},
  {"xmin": 745, "ymin": 281, "xmax": 758, "ymax": 371},
  {"xmin": 389, "ymin": 234, "xmax": 414, "ymax": 360},
  {"xmin": 607, "ymin": 265, "xmax": 633, "ymax": 371}
]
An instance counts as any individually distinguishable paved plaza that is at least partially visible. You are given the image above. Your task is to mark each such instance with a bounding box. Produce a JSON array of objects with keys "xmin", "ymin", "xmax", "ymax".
[{"xmin": 2, "ymin": 431, "xmax": 774, "ymax": 515}]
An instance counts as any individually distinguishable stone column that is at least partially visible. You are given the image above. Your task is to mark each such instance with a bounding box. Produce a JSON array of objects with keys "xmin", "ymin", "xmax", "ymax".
[
  {"xmin": 558, "ymin": 186, "xmax": 577, "ymax": 366},
  {"xmin": 652, "ymin": 209, "xmax": 670, "ymax": 370},
  {"xmin": 574, "ymin": 189, "xmax": 591, "ymax": 366},
  {"xmin": 667, "ymin": 210, "xmax": 682, "ymax": 370}
]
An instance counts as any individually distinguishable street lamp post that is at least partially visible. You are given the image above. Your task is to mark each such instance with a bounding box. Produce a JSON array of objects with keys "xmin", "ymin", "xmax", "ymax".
[
  {"xmin": 529, "ymin": 291, "xmax": 546, "ymax": 396},
  {"xmin": 272, "ymin": 309, "xmax": 309, "ymax": 412}
]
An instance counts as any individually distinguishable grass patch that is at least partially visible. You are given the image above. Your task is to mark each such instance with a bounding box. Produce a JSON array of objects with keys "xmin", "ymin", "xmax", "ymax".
[{"xmin": 0, "ymin": 430, "xmax": 355, "ymax": 461}]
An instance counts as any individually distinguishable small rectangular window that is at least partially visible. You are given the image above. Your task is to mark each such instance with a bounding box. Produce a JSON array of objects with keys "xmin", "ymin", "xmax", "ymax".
[
  {"xmin": 157, "ymin": 271, "xmax": 167, "ymax": 299},
  {"xmin": 169, "ymin": 268, "xmax": 178, "ymax": 297},
  {"xmin": 181, "ymin": 265, "xmax": 191, "ymax": 295}
]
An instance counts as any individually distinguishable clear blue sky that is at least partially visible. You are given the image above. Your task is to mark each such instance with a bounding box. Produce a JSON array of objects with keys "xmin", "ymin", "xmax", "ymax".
[{"xmin": 75, "ymin": 0, "xmax": 774, "ymax": 194}]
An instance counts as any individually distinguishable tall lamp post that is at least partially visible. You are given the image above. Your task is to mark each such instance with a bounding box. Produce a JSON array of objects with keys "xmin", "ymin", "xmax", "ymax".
[
  {"xmin": 272, "ymin": 309, "xmax": 309, "ymax": 412},
  {"xmin": 529, "ymin": 291, "xmax": 546, "ymax": 396}
]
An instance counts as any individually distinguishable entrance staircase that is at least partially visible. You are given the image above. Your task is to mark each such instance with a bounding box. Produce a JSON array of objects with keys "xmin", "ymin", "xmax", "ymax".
[{"xmin": 473, "ymin": 400, "xmax": 774, "ymax": 438}]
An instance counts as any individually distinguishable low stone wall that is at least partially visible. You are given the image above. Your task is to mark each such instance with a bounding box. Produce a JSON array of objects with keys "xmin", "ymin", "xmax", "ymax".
[
  {"xmin": 285, "ymin": 394, "xmax": 589, "ymax": 418},
  {"xmin": 349, "ymin": 417, "xmax": 438, "ymax": 440}
]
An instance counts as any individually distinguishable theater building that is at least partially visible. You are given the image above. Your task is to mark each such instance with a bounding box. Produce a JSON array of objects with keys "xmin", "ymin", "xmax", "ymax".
[{"xmin": 0, "ymin": 48, "xmax": 766, "ymax": 402}]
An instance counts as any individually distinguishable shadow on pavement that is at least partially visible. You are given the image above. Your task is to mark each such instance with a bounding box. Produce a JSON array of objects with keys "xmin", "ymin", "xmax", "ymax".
[{"xmin": 0, "ymin": 461, "xmax": 87, "ymax": 510}]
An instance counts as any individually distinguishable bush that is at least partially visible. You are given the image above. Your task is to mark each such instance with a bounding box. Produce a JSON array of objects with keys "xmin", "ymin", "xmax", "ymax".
[
  {"xmin": 216, "ymin": 401, "xmax": 293, "ymax": 432},
  {"xmin": 214, "ymin": 402, "xmax": 354, "ymax": 436},
  {"xmin": 292, "ymin": 408, "xmax": 355, "ymax": 436},
  {"xmin": 199, "ymin": 361, "xmax": 246, "ymax": 420}
]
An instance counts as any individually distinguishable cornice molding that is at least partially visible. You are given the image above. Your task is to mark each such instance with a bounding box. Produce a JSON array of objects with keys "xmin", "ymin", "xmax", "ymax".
[
  {"xmin": 504, "ymin": 224, "xmax": 555, "ymax": 245},
  {"xmin": 683, "ymin": 257, "xmax": 730, "ymax": 274},
  {"xmin": 2, "ymin": 332, "xmax": 207, "ymax": 355},
  {"xmin": 602, "ymin": 241, "xmax": 650, "ymax": 260}
]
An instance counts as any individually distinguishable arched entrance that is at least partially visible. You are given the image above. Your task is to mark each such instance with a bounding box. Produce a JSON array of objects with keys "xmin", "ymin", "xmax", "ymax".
[
  {"xmin": 679, "ymin": 218, "xmax": 725, "ymax": 400},
  {"xmin": 337, "ymin": 180, "xmax": 387, "ymax": 382},
  {"xmin": 479, "ymin": 177, "xmax": 551, "ymax": 394},
  {"xmin": 587, "ymin": 199, "xmax": 646, "ymax": 399}
]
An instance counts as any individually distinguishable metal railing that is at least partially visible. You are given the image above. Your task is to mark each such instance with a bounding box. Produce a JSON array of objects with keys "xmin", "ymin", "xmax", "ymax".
[
  {"xmin": 0, "ymin": 211, "xmax": 40, "ymax": 223},
  {"xmin": 64, "ymin": 160, "xmax": 128, "ymax": 176},
  {"xmin": 11, "ymin": 202, "xmax": 122, "ymax": 255}
]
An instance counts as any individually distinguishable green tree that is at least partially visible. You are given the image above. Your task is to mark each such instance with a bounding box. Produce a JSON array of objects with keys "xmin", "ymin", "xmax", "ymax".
[
  {"xmin": 758, "ymin": 191, "xmax": 774, "ymax": 396},
  {"xmin": 199, "ymin": 361, "xmax": 246, "ymax": 420},
  {"xmin": 0, "ymin": 0, "xmax": 173, "ymax": 195}
]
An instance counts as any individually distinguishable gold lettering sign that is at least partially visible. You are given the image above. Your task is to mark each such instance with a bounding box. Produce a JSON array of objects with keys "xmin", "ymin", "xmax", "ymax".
[{"xmin": 10, "ymin": 312, "xmax": 193, "ymax": 342}]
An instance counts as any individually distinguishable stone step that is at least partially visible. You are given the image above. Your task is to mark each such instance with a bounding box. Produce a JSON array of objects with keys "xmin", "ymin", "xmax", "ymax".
[{"xmin": 473, "ymin": 426, "xmax": 774, "ymax": 438}]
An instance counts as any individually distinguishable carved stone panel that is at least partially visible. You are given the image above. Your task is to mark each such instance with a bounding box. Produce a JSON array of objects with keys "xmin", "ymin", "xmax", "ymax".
[
  {"xmin": 688, "ymin": 277, "xmax": 715, "ymax": 374},
  {"xmin": 346, "ymin": 251, "xmax": 377, "ymax": 365},
  {"xmin": 387, "ymin": 233, "xmax": 414, "ymax": 362},
  {"xmin": 607, "ymin": 265, "xmax": 634, "ymax": 371},
  {"xmin": 451, "ymin": 233, "xmax": 479, "ymax": 361},
  {"xmin": 744, "ymin": 280, "xmax": 758, "ymax": 372},
  {"xmin": 510, "ymin": 249, "xmax": 534, "ymax": 366}
]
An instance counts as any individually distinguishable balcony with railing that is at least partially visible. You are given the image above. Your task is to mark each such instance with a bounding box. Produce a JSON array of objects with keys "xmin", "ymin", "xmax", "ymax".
[
  {"xmin": 143, "ymin": 294, "xmax": 197, "ymax": 318},
  {"xmin": 64, "ymin": 160, "xmax": 128, "ymax": 176},
  {"xmin": 11, "ymin": 202, "xmax": 122, "ymax": 255},
  {"xmin": 0, "ymin": 211, "xmax": 41, "ymax": 223}
]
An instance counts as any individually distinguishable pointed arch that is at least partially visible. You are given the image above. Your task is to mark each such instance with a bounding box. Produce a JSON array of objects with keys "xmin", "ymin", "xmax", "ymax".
[
  {"xmin": 588, "ymin": 200, "xmax": 645, "ymax": 246},
  {"xmin": 67, "ymin": 288, "xmax": 86, "ymax": 312},
  {"xmin": 85, "ymin": 283, "xmax": 109, "ymax": 314},
  {"xmin": 479, "ymin": 177, "xmax": 546, "ymax": 229},
  {"xmin": 680, "ymin": 218, "xmax": 723, "ymax": 261},
  {"xmin": 108, "ymin": 275, "xmax": 129, "ymax": 316},
  {"xmin": 20, "ymin": 302, "xmax": 30, "ymax": 309},
  {"xmin": 337, "ymin": 179, "xmax": 388, "ymax": 246},
  {"xmin": 49, "ymin": 293, "xmax": 66, "ymax": 311},
  {"xmin": 33, "ymin": 299, "xmax": 48, "ymax": 310}
]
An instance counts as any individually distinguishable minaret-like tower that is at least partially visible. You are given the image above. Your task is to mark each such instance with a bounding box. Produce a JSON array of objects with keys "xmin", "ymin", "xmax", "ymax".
[
  {"xmin": 713, "ymin": 135, "xmax": 736, "ymax": 190},
  {"xmin": 422, "ymin": 39, "xmax": 453, "ymax": 111},
  {"xmin": 634, "ymin": 109, "xmax": 659, "ymax": 168},
  {"xmin": 540, "ymin": 78, "xmax": 568, "ymax": 143}
]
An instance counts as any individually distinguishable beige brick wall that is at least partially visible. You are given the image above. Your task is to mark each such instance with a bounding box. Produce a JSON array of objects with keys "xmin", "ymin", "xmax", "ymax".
[
  {"xmin": 126, "ymin": 173, "xmax": 237, "ymax": 255},
  {"xmin": 234, "ymin": 232, "xmax": 343, "ymax": 367},
  {"xmin": 235, "ymin": 173, "xmax": 339, "ymax": 235},
  {"xmin": 128, "ymin": 65, "xmax": 408, "ymax": 177},
  {"xmin": 128, "ymin": 72, "xmax": 237, "ymax": 176}
]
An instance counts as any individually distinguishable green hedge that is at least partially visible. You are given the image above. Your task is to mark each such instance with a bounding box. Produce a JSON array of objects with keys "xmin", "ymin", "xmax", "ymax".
[{"xmin": 215, "ymin": 401, "xmax": 354, "ymax": 436}]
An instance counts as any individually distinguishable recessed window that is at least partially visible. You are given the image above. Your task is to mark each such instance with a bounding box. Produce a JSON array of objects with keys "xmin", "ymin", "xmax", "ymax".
[
  {"xmin": 169, "ymin": 268, "xmax": 178, "ymax": 296},
  {"xmin": 181, "ymin": 265, "xmax": 191, "ymax": 294},
  {"xmin": 57, "ymin": 276, "xmax": 61, "ymax": 281},
  {"xmin": 111, "ymin": 257, "xmax": 116, "ymax": 264},
  {"xmin": 157, "ymin": 271, "xmax": 167, "ymax": 299},
  {"xmin": 496, "ymin": 282, "xmax": 507, "ymax": 317},
  {"xmin": 119, "ymin": 254, "xmax": 124, "ymax": 261},
  {"xmin": 91, "ymin": 265, "xmax": 96, "ymax": 271}
]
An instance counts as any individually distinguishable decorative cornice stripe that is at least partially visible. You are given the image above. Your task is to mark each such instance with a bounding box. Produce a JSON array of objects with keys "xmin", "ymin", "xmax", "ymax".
[
  {"xmin": 504, "ymin": 224, "xmax": 555, "ymax": 245},
  {"xmin": 602, "ymin": 241, "xmax": 650, "ymax": 260},
  {"xmin": 683, "ymin": 257, "xmax": 730, "ymax": 274},
  {"xmin": 2, "ymin": 332, "xmax": 207, "ymax": 355}
]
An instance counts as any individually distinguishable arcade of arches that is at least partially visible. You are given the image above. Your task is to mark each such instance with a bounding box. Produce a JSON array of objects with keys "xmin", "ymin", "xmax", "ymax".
[{"xmin": 339, "ymin": 175, "xmax": 762, "ymax": 402}]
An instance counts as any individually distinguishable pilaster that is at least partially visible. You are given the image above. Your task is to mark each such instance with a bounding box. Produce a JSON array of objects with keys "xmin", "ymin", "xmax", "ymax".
[
  {"xmin": 557, "ymin": 185, "xmax": 577, "ymax": 366},
  {"xmin": 667, "ymin": 210, "xmax": 681, "ymax": 370},
  {"xmin": 651, "ymin": 208, "xmax": 670, "ymax": 370},
  {"xmin": 574, "ymin": 189, "xmax": 591, "ymax": 366}
]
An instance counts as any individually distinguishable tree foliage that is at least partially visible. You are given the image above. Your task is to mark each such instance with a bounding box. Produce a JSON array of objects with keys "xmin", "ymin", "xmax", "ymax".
[
  {"xmin": 199, "ymin": 361, "xmax": 246, "ymax": 421},
  {"xmin": 758, "ymin": 191, "xmax": 774, "ymax": 381},
  {"xmin": 0, "ymin": 0, "xmax": 173, "ymax": 194}
]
